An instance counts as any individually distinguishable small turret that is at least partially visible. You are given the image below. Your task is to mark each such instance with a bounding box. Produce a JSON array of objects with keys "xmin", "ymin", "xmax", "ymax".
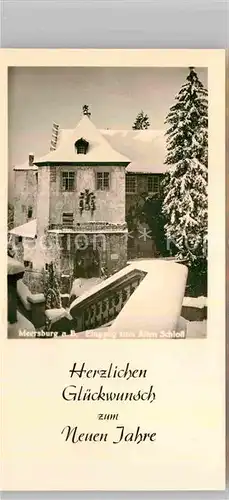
[{"xmin": 29, "ymin": 153, "xmax": 34, "ymax": 166}]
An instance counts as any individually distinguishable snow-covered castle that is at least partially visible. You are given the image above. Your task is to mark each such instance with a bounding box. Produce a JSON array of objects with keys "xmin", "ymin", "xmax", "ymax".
[{"xmin": 10, "ymin": 109, "xmax": 166, "ymax": 291}]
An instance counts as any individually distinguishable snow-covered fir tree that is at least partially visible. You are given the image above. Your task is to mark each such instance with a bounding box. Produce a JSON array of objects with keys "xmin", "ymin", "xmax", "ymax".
[
  {"xmin": 44, "ymin": 261, "xmax": 62, "ymax": 309},
  {"xmin": 162, "ymin": 67, "xmax": 208, "ymax": 267},
  {"xmin": 132, "ymin": 110, "xmax": 150, "ymax": 130}
]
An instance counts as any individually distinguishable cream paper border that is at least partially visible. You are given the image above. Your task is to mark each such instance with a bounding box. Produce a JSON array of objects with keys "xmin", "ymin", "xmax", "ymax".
[{"xmin": 0, "ymin": 49, "xmax": 226, "ymax": 491}]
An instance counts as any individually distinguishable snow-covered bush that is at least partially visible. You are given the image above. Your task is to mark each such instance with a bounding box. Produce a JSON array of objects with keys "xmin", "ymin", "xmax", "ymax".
[{"xmin": 44, "ymin": 261, "xmax": 62, "ymax": 309}]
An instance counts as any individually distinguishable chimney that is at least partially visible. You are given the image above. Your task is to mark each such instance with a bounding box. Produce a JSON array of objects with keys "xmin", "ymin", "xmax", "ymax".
[{"xmin": 29, "ymin": 153, "xmax": 34, "ymax": 166}]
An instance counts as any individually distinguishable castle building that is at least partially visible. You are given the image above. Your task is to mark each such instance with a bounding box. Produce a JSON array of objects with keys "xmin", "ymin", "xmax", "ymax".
[{"xmin": 10, "ymin": 112, "xmax": 166, "ymax": 287}]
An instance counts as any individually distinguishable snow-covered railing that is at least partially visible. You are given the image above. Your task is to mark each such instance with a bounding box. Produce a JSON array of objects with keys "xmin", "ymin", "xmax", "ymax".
[
  {"xmin": 109, "ymin": 260, "xmax": 188, "ymax": 334},
  {"xmin": 49, "ymin": 260, "xmax": 188, "ymax": 336},
  {"xmin": 69, "ymin": 264, "xmax": 147, "ymax": 332}
]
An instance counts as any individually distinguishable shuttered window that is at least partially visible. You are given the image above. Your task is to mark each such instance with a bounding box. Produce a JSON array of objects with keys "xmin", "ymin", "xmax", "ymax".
[{"xmin": 62, "ymin": 213, "xmax": 74, "ymax": 227}]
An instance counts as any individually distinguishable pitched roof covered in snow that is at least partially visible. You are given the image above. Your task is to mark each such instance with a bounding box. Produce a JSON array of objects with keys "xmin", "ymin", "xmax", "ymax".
[
  {"xmin": 13, "ymin": 159, "xmax": 38, "ymax": 171},
  {"xmin": 101, "ymin": 129, "xmax": 166, "ymax": 174},
  {"xmin": 35, "ymin": 116, "xmax": 130, "ymax": 165},
  {"xmin": 17, "ymin": 116, "xmax": 167, "ymax": 173},
  {"xmin": 9, "ymin": 219, "xmax": 37, "ymax": 239}
]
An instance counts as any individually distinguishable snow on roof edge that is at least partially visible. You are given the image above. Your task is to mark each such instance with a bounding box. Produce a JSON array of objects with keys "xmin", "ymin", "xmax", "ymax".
[{"xmin": 9, "ymin": 219, "xmax": 37, "ymax": 239}]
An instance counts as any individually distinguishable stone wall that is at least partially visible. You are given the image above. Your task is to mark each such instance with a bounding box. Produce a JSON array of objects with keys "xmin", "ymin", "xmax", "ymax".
[
  {"xmin": 105, "ymin": 233, "xmax": 127, "ymax": 275},
  {"xmin": 36, "ymin": 166, "xmax": 50, "ymax": 236},
  {"xmin": 49, "ymin": 165, "xmax": 126, "ymax": 226},
  {"xmin": 38, "ymin": 230, "xmax": 128, "ymax": 281},
  {"xmin": 13, "ymin": 169, "xmax": 37, "ymax": 227}
]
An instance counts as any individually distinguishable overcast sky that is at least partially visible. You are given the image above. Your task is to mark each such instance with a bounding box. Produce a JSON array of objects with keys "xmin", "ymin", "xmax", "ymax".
[{"xmin": 8, "ymin": 66, "xmax": 207, "ymax": 197}]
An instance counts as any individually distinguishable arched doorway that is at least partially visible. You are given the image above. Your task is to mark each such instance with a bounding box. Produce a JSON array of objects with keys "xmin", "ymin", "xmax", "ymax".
[{"xmin": 74, "ymin": 244, "xmax": 100, "ymax": 278}]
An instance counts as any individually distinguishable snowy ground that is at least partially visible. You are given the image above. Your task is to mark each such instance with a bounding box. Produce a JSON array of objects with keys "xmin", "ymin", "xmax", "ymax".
[{"xmin": 183, "ymin": 295, "xmax": 207, "ymax": 308}]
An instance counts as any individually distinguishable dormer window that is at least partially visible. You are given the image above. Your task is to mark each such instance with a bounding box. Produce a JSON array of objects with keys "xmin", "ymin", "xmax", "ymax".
[{"xmin": 75, "ymin": 138, "xmax": 89, "ymax": 155}]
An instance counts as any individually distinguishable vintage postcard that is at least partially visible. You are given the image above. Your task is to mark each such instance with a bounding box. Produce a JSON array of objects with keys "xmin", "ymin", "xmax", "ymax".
[{"xmin": 1, "ymin": 49, "xmax": 226, "ymax": 491}]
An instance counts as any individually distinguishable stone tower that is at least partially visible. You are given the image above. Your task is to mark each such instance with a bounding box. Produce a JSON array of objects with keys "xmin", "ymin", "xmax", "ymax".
[
  {"xmin": 13, "ymin": 153, "xmax": 38, "ymax": 227},
  {"xmin": 33, "ymin": 114, "xmax": 130, "ymax": 277}
]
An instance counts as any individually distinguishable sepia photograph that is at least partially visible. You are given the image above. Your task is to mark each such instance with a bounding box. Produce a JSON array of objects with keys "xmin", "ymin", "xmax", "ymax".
[
  {"xmin": 7, "ymin": 66, "xmax": 208, "ymax": 339},
  {"xmin": 2, "ymin": 49, "xmax": 225, "ymax": 493}
]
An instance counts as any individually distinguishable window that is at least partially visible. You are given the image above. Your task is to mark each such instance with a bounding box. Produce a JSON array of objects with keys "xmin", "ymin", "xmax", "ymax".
[
  {"xmin": 147, "ymin": 175, "xmax": 160, "ymax": 194},
  {"xmin": 24, "ymin": 260, "xmax": 33, "ymax": 269},
  {"xmin": 35, "ymin": 172, "xmax": 38, "ymax": 184},
  {"xmin": 62, "ymin": 213, "xmax": 74, "ymax": 228},
  {"xmin": 75, "ymin": 138, "xmax": 89, "ymax": 155},
  {"xmin": 62, "ymin": 171, "xmax": 75, "ymax": 191},
  {"xmin": 96, "ymin": 172, "xmax": 110, "ymax": 191},
  {"xmin": 77, "ymin": 143, "xmax": 87, "ymax": 154},
  {"xmin": 27, "ymin": 206, "xmax": 33, "ymax": 219},
  {"xmin": 126, "ymin": 175, "xmax": 137, "ymax": 194}
]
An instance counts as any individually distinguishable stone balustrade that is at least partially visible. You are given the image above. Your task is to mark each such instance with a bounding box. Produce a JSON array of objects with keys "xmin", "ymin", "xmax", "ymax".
[
  {"xmin": 48, "ymin": 221, "xmax": 128, "ymax": 232},
  {"xmin": 69, "ymin": 266, "xmax": 146, "ymax": 332},
  {"xmin": 47, "ymin": 260, "xmax": 189, "ymax": 337}
]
